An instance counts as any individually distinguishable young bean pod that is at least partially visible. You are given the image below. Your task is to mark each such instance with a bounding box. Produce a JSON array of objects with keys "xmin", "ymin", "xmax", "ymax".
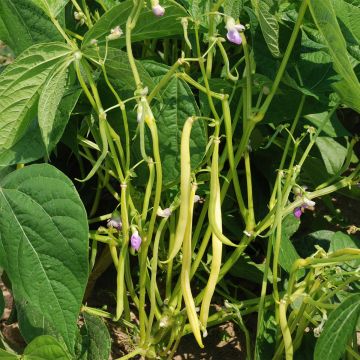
[{"xmin": 115, "ymin": 183, "xmax": 130, "ymax": 320}]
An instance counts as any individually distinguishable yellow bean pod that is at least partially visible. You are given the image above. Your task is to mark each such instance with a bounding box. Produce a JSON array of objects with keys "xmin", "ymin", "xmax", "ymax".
[
  {"xmin": 200, "ymin": 140, "xmax": 223, "ymax": 328},
  {"xmin": 163, "ymin": 117, "xmax": 195, "ymax": 263},
  {"xmin": 181, "ymin": 183, "xmax": 204, "ymax": 348}
]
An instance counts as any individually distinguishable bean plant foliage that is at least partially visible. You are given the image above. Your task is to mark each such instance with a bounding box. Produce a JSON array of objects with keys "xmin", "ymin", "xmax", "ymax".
[{"xmin": 0, "ymin": 0, "xmax": 359, "ymax": 359}]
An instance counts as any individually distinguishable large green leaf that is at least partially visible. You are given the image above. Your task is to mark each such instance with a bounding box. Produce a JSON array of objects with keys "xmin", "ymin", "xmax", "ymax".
[
  {"xmin": 314, "ymin": 293, "xmax": 360, "ymax": 360},
  {"xmin": 331, "ymin": 0, "xmax": 360, "ymax": 61},
  {"xmin": 0, "ymin": 42, "xmax": 72, "ymax": 152},
  {"xmin": 31, "ymin": 0, "xmax": 68, "ymax": 17},
  {"xmin": 254, "ymin": 0, "xmax": 281, "ymax": 58},
  {"xmin": 38, "ymin": 64, "xmax": 81, "ymax": 154},
  {"xmin": 24, "ymin": 335, "xmax": 71, "ymax": 360},
  {"xmin": 0, "ymin": 164, "xmax": 88, "ymax": 352},
  {"xmin": 309, "ymin": 0, "xmax": 360, "ymax": 112},
  {"xmin": 224, "ymin": 0, "xmax": 242, "ymax": 19},
  {"xmin": 0, "ymin": 120, "xmax": 46, "ymax": 167},
  {"xmin": 82, "ymin": 0, "xmax": 188, "ymax": 47},
  {"xmin": 76, "ymin": 314, "xmax": 111, "ymax": 360},
  {"xmin": 315, "ymin": 137, "xmax": 347, "ymax": 175},
  {"xmin": 142, "ymin": 61, "xmax": 207, "ymax": 186},
  {"xmin": 0, "ymin": 0, "xmax": 62, "ymax": 55}
]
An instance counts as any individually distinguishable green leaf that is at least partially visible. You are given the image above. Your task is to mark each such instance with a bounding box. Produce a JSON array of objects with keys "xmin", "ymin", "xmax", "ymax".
[
  {"xmin": 229, "ymin": 254, "xmax": 271, "ymax": 284},
  {"xmin": 83, "ymin": 46, "xmax": 156, "ymax": 92},
  {"xmin": 331, "ymin": 0, "xmax": 360, "ymax": 61},
  {"xmin": 0, "ymin": 0, "xmax": 62, "ymax": 55},
  {"xmin": 38, "ymin": 63, "xmax": 81, "ymax": 154},
  {"xmin": 0, "ymin": 119, "xmax": 46, "ymax": 167},
  {"xmin": 24, "ymin": 335, "xmax": 71, "ymax": 360},
  {"xmin": 0, "ymin": 164, "xmax": 88, "ymax": 352},
  {"xmin": 44, "ymin": 83, "xmax": 82, "ymax": 155},
  {"xmin": 314, "ymin": 293, "xmax": 360, "ymax": 360},
  {"xmin": 82, "ymin": 0, "xmax": 188, "ymax": 47},
  {"xmin": 304, "ymin": 112, "xmax": 350, "ymax": 137},
  {"xmin": 31, "ymin": 0, "xmax": 68, "ymax": 17},
  {"xmin": 187, "ymin": 0, "xmax": 209, "ymax": 21},
  {"xmin": 76, "ymin": 314, "xmax": 111, "ymax": 360},
  {"xmin": 298, "ymin": 230, "xmax": 334, "ymax": 257},
  {"xmin": 276, "ymin": 215, "xmax": 304, "ymax": 276},
  {"xmin": 0, "ymin": 350, "xmax": 17, "ymax": 359},
  {"xmin": 38, "ymin": 62, "xmax": 68, "ymax": 154},
  {"xmin": 254, "ymin": 0, "xmax": 281, "ymax": 58},
  {"xmin": 315, "ymin": 137, "xmax": 347, "ymax": 175},
  {"xmin": 141, "ymin": 62, "xmax": 207, "ymax": 186},
  {"xmin": 309, "ymin": 0, "xmax": 360, "ymax": 112},
  {"xmin": 329, "ymin": 231, "xmax": 360, "ymax": 268},
  {"xmin": 0, "ymin": 42, "xmax": 72, "ymax": 152},
  {"xmin": 224, "ymin": 0, "xmax": 242, "ymax": 19}
]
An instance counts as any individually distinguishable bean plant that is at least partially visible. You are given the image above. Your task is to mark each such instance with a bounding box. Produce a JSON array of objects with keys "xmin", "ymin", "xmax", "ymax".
[{"xmin": 0, "ymin": 0, "xmax": 359, "ymax": 359}]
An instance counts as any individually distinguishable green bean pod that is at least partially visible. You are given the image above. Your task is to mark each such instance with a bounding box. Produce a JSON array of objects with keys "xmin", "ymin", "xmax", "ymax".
[
  {"xmin": 115, "ymin": 183, "xmax": 129, "ymax": 320},
  {"xmin": 279, "ymin": 299, "xmax": 293, "ymax": 360},
  {"xmin": 181, "ymin": 183, "xmax": 204, "ymax": 348},
  {"xmin": 208, "ymin": 138, "xmax": 238, "ymax": 247},
  {"xmin": 199, "ymin": 140, "xmax": 223, "ymax": 327},
  {"xmin": 163, "ymin": 117, "xmax": 195, "ymax": 263}
]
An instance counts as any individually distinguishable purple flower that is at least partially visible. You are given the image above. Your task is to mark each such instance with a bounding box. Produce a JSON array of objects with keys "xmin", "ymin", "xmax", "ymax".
[
  {"xmin": 227, "ymin": 29, "xmax": 242, "ymax": 44},
  {"xmin": 225, "ymin": 17, "xmax": 245, "ymax": 45},
  {"xmin": 131, "ymin": 231, "xmax": 142, "ymax": 251},
  {"xmin": 293, "ymin": 207, "xmax": 302, "ymax": 219},
  {"xmin": 152, "ymin": 4, "xmax": 165, "ymax": 16}
]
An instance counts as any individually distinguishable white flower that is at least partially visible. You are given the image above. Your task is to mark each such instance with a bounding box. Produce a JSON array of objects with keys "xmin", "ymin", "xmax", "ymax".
[{"xmin": 107, "ymin": 26, "xmax": 123, "ymax": 41}]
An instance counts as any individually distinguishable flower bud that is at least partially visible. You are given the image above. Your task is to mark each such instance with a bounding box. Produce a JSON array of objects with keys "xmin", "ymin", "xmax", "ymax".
[
  {"xmin": 303, "ymin": 197, "xmax": 316, "ymax": 207},
  {"xmin": 152, "ymin": 4, "xmax": 165, "ymax": 16},
  {"xmin": 130, "ymin": 230, "xmax": 142, "ymax": 251},
  {"xmin": 157, "ymin": 207, "xmax": 172, "ymax": 218},
  {"xmin": 293, "ymin": 207, "xmax": 302, "ymax": 219}
]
